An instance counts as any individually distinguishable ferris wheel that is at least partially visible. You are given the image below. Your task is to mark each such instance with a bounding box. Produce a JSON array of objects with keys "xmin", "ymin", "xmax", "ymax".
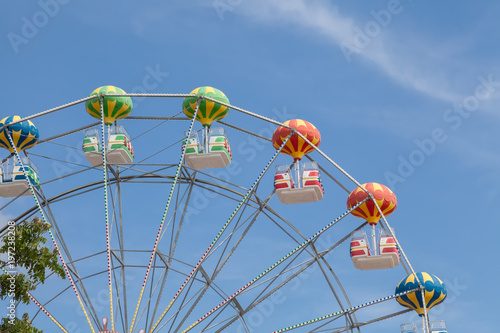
[{"xmin": 0, "ymin": 86, "xmax": 448, "ymax": 333}]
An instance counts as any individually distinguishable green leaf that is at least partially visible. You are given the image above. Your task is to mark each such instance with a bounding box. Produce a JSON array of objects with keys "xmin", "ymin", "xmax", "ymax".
[
  {"xmin": 0, "ymin": 217, "xmax": 65, "ymax": 331},
  {"xmin": 0, "ymin": 313, "xmax": 43, "ymax": 332}
]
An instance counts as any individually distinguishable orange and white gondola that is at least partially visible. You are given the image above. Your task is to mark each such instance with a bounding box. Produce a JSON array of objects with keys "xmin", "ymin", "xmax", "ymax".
[
  {"xmin": 347, "ymin": 182, "xmax": 400, "ymax": 270},
  {"xmin": 272, "ymin": 119, "xmax": 323, "ymax": 204}
]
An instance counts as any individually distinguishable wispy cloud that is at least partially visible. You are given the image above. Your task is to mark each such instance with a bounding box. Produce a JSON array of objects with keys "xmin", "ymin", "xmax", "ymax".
[
  {"xmin": 234, "ymin": 0, "xmax": 500, "ymax": 174},
  {"xmin": 237, "ymin": 0, "xmax": 466, "ymax": 102}
]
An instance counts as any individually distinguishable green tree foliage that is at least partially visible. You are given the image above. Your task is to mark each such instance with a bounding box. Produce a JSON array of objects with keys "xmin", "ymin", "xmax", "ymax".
[
  {"xmin": 0, "ymin": 313, "xmax": 43, "ymax": 333},
  {"xmin": 0, "ymin": 217, "xmax": 66, "ymax": 332}
]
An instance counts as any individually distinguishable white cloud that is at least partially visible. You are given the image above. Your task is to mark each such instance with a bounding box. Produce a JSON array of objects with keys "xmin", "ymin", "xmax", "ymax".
[{"xmin": 236, "ymin": 0, "xmax": 467, "ymax": 102}]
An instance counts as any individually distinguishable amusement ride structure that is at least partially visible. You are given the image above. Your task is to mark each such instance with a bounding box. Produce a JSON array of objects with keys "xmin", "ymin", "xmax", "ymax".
[{"xmin": 0, "ymin": 86, "xmax": 447, "ymax": 332}]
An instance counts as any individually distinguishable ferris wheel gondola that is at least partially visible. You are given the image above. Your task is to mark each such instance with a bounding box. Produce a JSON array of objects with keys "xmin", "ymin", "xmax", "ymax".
[
  {"xmin": 83, "ymin": 125, "xmax": 135, "ymax": 166},
  {"xmin": 0, "ymin": 115, "xmax": 40, "ymax": 197},
  {"xmin": 182, "ymin": 86, "xmax": 232, "ymax": 170},
  {"xmin": 401, "ymin": 321, "xmax": 448, "ymax": 333},
  {"xmin": 84, "ymin": 85, "xmax": 135, "ymax": 167},
  {"xmin": 397, "ymin": 272, "xmax": 448, "ymax": 332},
  {"xmin": 272, "ymin": 119, "xmax": 324, "ymax": 204},
  {"xmin": 347, "ymin": 182, "xmax": 400, "ymax": 270}
]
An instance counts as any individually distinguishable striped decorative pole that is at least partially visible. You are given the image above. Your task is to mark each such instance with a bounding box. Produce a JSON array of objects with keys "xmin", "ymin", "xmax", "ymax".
[
  {"xmin": 272, "ymin": 288, "xmax": 419, "ymax": 332},
  {"xmin": 28, "ymin": 292, "xmax": 68, "ymax": 332},
  {"xmin": 99, "ymin": 95, "xmax": 115, "ymax": 331},
  {"xmin": 181, "ymin": 196, "xmax": 370, "ymax": 332},
  {"xmin": 128, "ymin": 99, "xmax": 202, "ymax": 333},
  {"xmin": 5, "ymin": 130, "xmax": 96, "ymax": 333},
  {"xmin": 149, "ymin": 132, "xmax": 294, "ymax": 333}
]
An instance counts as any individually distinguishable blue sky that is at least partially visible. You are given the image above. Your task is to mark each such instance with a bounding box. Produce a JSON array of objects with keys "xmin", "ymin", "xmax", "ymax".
[{"xmin": 1, "ymin": 1, "xmax": 499, "ymax": 332}]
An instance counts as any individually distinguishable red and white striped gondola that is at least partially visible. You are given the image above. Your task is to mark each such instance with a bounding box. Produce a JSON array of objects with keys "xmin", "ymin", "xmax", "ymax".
[
  {"xmin": 274, "ymin": 161, "xmax": 324, "ymax": 204},
  {"xmin": 347, "ymin": 182, "xmax": 400, "ymax": 270}
]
